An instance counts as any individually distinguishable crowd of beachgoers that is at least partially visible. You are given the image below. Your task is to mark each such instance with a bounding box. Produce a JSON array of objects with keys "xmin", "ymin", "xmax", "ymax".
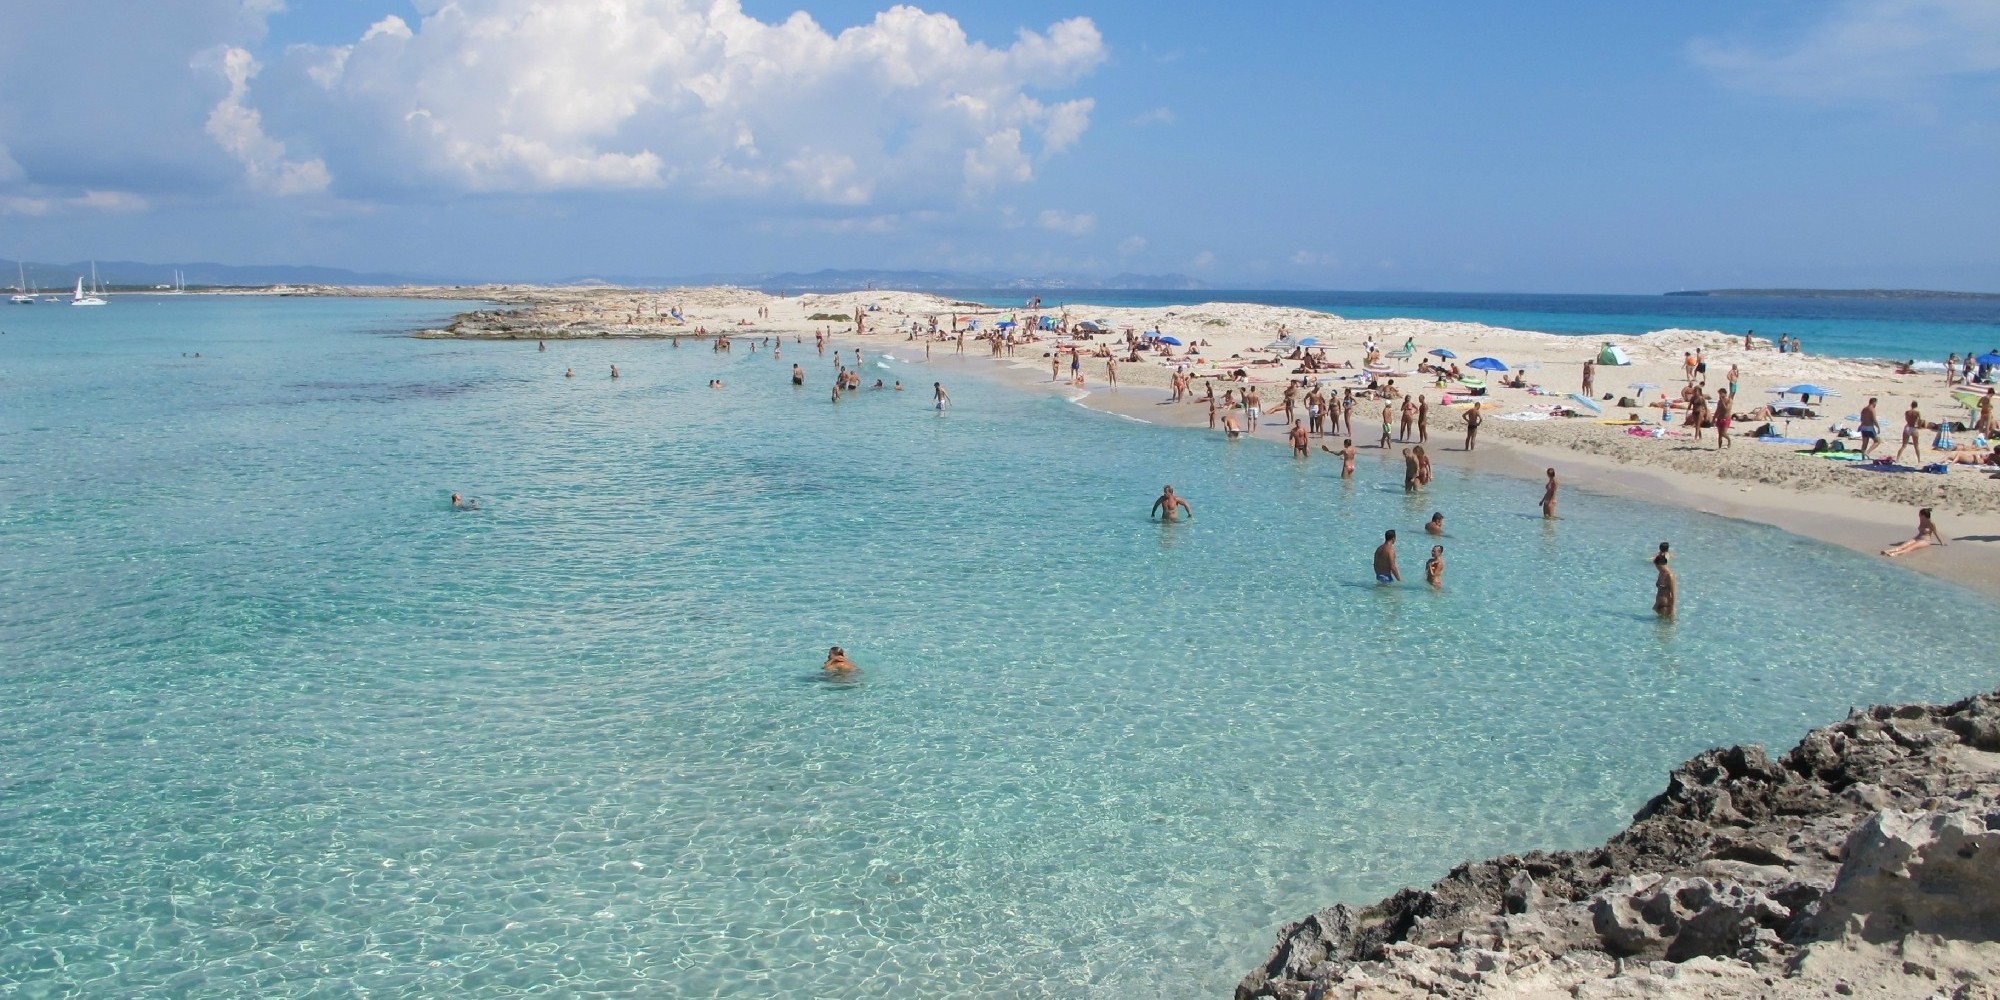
[{"xmin": 414, "ymin": 284, "xmax": 2000, "ymax": 594}]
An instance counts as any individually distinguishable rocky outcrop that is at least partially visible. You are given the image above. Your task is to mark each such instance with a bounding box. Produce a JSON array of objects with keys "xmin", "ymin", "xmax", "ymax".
[{"xmin": 1237, "ymin": 689, "xmax": 2000, "ymax": 1000}]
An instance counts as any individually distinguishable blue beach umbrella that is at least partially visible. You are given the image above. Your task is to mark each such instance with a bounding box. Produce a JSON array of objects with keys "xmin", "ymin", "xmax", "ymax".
[
  {"xmin": 1467, "ymin": 356, "xmax": 1509, "ymax": 372},
  {"xmin": 1771, "ymin": 383, "xmax": 1839, "ymax": 400},
  {"xmin": 1428, "ymin": 348, "xmax": 1457, "ymax": 359},
  {"xmin": 1298, "ymin": 337, "xmax": 1319, "ymax": 346},
  {"xmin": 1977, "ymin": 352, "xmax": 2000, "ymax": 366},
  {"xmin": 1156, "ymin": 335, "xmax": 1183, "ymax": 346}
]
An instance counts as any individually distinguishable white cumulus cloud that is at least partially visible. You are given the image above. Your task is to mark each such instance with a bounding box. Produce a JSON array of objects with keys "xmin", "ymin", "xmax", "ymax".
[
  {"xmin": 200, "ymin": 45, "xmax": 331, "ymax": 195},
  {"xmin": 255, "ymin": 0, "xmax": 1106, "ymax": 203},
  {"xmin": 1035, "ymin": 208, "xmax": 1096, "ymax": 235},
  {"xmin": 1117, "ymin": 235, "xmax": 1147, "ymax": 255},
  {"xmin": 1691, "ymin": 0, "xmax": 2000, "ymax": 102}
]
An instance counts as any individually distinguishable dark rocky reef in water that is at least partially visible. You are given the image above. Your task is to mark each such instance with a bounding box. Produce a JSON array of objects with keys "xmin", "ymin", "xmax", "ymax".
[{"xmin": 1237, "ymin": 690, "xmax": 2000, "ymax": 999}]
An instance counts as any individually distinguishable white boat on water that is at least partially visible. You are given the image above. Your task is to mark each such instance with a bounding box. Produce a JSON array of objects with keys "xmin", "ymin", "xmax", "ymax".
[
  {"xmin": 9, "ymin": 261, "xmax": 32, "ymax": 304},
  {"xmin": 72, "ymin": 263, "xmax": 107, "ymax": 306}
]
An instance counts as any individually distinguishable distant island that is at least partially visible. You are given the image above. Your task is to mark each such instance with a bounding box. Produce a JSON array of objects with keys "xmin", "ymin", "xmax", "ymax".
[{"xmin": 1666, "ymin": 288, "xmax": 2000, "ymax": 301}]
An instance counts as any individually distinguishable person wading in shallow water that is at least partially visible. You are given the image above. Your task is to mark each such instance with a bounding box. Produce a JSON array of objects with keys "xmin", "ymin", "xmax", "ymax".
[
  {"xmin": 1373, "ymin": 530, "xmax": 1401, "ymax": 584},
  {"xmin": 1653, "ymin": 542, "xmax": 1677, "ymax": 618},
  {"xmin": 1150, "ymin": 485, "xmax": 1192, "ymax": 523}
]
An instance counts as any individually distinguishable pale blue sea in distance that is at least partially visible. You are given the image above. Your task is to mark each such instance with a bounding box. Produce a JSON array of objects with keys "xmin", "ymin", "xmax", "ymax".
[
  {"xmin": 945, "ymin": 289, "xmax": 2000, "ymax": 364},
  {"xmin": 2, "ymin": 295, "xmax": 1997, "ymax": 997}
]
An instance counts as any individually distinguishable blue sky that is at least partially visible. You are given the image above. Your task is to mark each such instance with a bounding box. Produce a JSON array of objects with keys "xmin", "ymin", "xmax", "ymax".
[{"xmin": 2, "ymin": 0, "xmax": 1996, "ymax": 291}]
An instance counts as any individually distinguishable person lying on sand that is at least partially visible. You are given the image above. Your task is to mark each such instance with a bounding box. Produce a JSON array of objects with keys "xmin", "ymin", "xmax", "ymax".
[{"xmin": 1935, "ymin": 446, "xmax": 2000, "ymax": 466}]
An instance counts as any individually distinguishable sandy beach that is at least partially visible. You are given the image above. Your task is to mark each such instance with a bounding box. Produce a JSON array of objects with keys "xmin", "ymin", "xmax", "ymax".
[{"xmin": 401, "ymin": 284, "xmax": 2000, "ymax": 601}]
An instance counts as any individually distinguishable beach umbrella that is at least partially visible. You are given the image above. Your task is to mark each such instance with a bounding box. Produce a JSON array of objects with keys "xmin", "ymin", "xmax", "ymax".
[
  {"xmin": 1772, "ymin": 383, "xmax": 1837, "ymax": 397},
  {"xmin": 1428, "ymin": 348, "xmax": 1457, "ymax": 359},
  {"xmin": 1467, "ymin": 356, "xmax": 1509, "ymax": 372},
  {"xmin": 1156, "ymin": 335, "xmax": 1183, "ymax": 346},
  {"xmin": 1976, "ymin": 352, "xmax": 2000, "ymax": 366},
  {"xmin": 1298, "ymin": 337, "xmax": 1319, "ymax": 346}
]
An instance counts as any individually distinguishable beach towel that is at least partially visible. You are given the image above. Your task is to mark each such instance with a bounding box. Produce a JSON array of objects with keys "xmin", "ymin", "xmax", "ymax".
[{"xmin": 1852, "ymin": 462, "xmax": 1920, "ymax": 473}]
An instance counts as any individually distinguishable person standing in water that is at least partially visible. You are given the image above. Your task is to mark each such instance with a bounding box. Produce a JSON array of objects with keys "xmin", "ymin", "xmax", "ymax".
[
  {"xmin": 791, "ymin": 364, "xmax": 804, "ymax": 386},
  {"xmin": 1373, "ymin": 530, "xmax": 1401, "ymax": 584},
  {"xmin": 1425, "ymin": 545, "xmax": 1445, "ymax": 589},
  {"xmin": 1425, "ymin": 512, "xmax": 1445, "ymax": 535},
  {"xmin": 1653, "ymin": 543, "xmax": 1677, "ymax": 618},
  {"xmin": 1540, "ymin": 468, "xmax": 1558, "ymax": 519},
  {"xmin": 823, "ymin": 646, "xmax": 857, "ymax": 674},
  {"xmin": 1289, "ymin": 420, "xmax": 1310, "ymax": 458},
  {"xmin": 1402, "ymin": 448, "xmax": 1420, "ymax": 492},
  {"xmin": 610, "ymin": 364, "xmax": 620, "ymax": 379},
  {"xmin": 932, "ymin": 382, "xmax": 951, "ymax": 410},
  {"xmin": 1319, "ymin": 439, "xmax": 1356, "ymax": 478},
  {"xmin": 1150, "ymin": 485, "xmax": 1192, "ymax": 522}
]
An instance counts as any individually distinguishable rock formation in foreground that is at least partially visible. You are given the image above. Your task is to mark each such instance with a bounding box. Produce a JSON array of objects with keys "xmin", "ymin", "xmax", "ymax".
[{"xmin": 1238, "ymin": 689, "xmax": 2000, "ymax": 1000}]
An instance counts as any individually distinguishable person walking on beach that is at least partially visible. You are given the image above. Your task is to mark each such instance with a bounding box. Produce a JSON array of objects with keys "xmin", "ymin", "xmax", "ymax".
[
  {"xmin": 1341, "ymin": 389, "xmax": 1356, "ymax": 438},
  {"xmin": 1653, "ymin": 543, "xmax": 1677, "ymax": 619},
  {"xmin": 1207, "ymin": 393, "xmax": 1218, "ymax": 430},
  {"xmin": 1402, "ymin": 448, "xmax": 1420, "ymax": 492},
  {"xmin": 1859, "ymin": 398, "xmax": 1881, "ymax": 458},
  {"xmin": 1150, "ymin": 485, "xmax": 1192, "ymax": 522},
  {"xmin": 1069, "ymin": 350, "xmax": 1082, "ymax": 384},
  {"xmin": 1882, "ymin": 507, "xmax": 1944, "ymax": 557},
  {"xmin": 1106, "ymin": 356, "xmax": 1117, "ymax": 387},
  {"xmin": 1979, "ymin": 389, "xmax": 1995, "ymax": 436},
  {"xmin": 1462, "ymin": 403, "xmax": 1482, "ymax": 451},
  {"xmin": 1290, "ymin": 420, "xmax": 1310, "ymax": 458},
  {"xmin": 1416, "ymin": 396, "xmax": 1430, "ymax": 443},
  {"xmin": 1581, "ymin": 359, "xmax": 1595, "ymax": 397},
  {"xmin": 1895, "ymin": 400, "xmax": 1924, "ymax": 463},
  {"xmin": 1399, "ymin": 396, "xmax": 1416, "ymax": 441},
  {"xmin": 1425, "ymin": 545, "xmax": 1445, "ymax": 589},
  {"xmin": 1379, "ymin": 402, "xmax": 1393, "ymax": 450},
  {"xmin": 1244, "ymin": 388, "xmax": 1263, "ymax": 433},
  {"xmin": 1714, "ymin": 389, "xmax": 1733, "ymax": 449},
  {"xmin": 932, "ymin": 382, "xmax": 951, "ymax": 410},
  {"xmin": 1540, "ymin": 468, "xmax": 1558, "ymax": 519},
  {"xmin": 1051, "ymin": 354, "xmax": 1061, "ymax": 382},
  {"xmin": 1373, "ymin": 530, "xmax": 1401, "ymax": 584}
]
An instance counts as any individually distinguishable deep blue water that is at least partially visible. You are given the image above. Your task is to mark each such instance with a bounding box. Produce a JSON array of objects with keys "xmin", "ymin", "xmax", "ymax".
[
  {"xmin": 944, "ymin": 289, "xmax": 2000, "ymax": 363},
  {"xmin": 1, "ymin": 296, "xmax": 1995, "ymax": 997}
]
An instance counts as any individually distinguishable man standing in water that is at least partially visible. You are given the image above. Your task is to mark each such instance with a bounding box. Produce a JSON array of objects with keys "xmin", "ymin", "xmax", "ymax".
[
  {"xmin": 1150, "ymin": 485, "xmax": 1192, "ymax": 522},
  {"xmin": 1463, "ymin": 403, "xmax": 1482, "ymax": 451},
  {"xmin": 1289, "ymin": 420, "xmax": 1310, "ymax": 458},
  {"xmin": 1373, "ymin": 529, "xmax": 1401, "ymax": 584},
  {"xmin": 1540, "ymin": 468, "xmax": 1558, "ymax": 519},
  {"xmin": 1403, "ymin": 448, "xmax": 1420, "ymax": 492},
  {"xmin": 932, "ymin": 382, "xmax": 951, "ymax": 410},
  {"xmin": 791, "ymin": 364, "xmax": 804, "ymax": 386},
  {"xmin": 1653, "ymin": 542, "xmax": 1677, "ymax": 618}
]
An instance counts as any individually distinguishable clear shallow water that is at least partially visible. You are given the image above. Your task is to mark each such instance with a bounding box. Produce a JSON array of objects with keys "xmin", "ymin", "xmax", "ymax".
[
  {"xmin": 947, "ymin": 288, "xmax": 2000, "ymax": 363},
  {"xmin": 1, "ymin": 297, "xmax": 1996, "ymax": 997}
]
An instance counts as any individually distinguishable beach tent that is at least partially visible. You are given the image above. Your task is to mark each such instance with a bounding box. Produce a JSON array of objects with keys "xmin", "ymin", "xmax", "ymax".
[{"xmin": 1596, "ymin": 343, "xmax": 1631, "ymax": 366}]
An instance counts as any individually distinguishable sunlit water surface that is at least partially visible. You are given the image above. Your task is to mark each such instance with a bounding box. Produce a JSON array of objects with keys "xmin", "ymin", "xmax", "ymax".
[{"xmin": 1, "ymin": 298, "xmax": 1994, "ymax": 997}]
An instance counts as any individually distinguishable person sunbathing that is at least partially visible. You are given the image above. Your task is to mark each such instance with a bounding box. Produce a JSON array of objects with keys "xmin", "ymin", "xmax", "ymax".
[
  {"xmin": 1882, "ymin": 508, "xmax": 1944, "ymax": 557},
  {"xmin": 1936, "ymin": 446, "xmax": 2000, "ymax": 465}
]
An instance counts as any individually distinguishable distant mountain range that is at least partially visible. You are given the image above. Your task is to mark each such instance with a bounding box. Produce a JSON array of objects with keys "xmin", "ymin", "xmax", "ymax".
[
  {"xmin": 0, "ymin": 258, "xmax": 430, "ymax": 290},
  {"xmin": 1666, "ymin": 288, "xmax": 2000, "ymax": 301},
  {"xmin": 612, "ymin": 268, "xmax": 1209, "ymax": 292},
  {"xmin": 0, "ymin": 259, "xmax": 1210, "ymax": 293}
]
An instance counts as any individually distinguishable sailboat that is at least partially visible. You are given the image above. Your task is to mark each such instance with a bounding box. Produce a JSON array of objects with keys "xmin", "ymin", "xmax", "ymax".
[
  {"xmin": 10, "ymin": 261, "xmax": 33, "ymax": 304},
  {"xmin": 72, "ymin": 262, "xmax": 107, "ymax": 306}
]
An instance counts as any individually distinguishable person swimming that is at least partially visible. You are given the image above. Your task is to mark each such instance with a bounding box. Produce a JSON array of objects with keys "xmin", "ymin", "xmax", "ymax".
[
  {"xmin": 823, "ymin": 646, "xmax": 857, "ymax": 673},
  {"xmin": 450, "ymin": 492, "xmax": 478, "ymax": 511},
  {"xmin": 1425, "ymin": 512, "xmax": 1445, "ymax": 535},
  {"xmin": 564, "ymin": 368, "xmax": 574, "ymax": 378}
]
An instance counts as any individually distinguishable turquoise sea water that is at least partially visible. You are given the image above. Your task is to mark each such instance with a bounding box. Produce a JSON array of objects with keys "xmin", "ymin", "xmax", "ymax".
[
  {"xmin": 946, "ymin": 289, "xmax": 2000, "ymax": 363},
  {"xmin": 2, "ymin": 297, "xmax": 1996, "ymax": 997}
]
